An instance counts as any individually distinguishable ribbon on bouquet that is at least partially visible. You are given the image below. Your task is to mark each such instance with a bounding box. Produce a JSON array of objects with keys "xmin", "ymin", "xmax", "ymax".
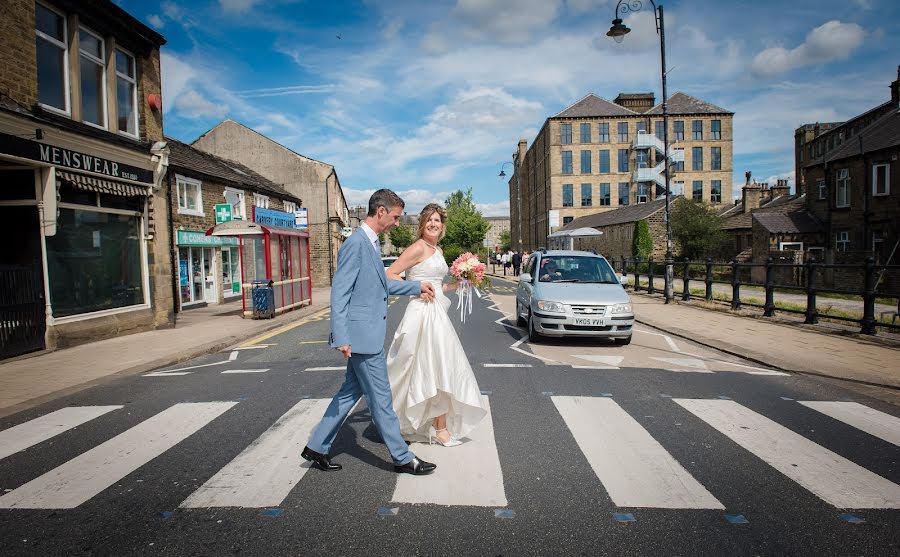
[{"xmin": 455, "ymin": 278, "xmax": 483, "ymax": 323}]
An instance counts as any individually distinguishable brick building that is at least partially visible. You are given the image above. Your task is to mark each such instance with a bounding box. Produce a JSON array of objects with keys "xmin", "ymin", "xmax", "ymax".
[
  {"xmin": 191, "ymin": 119, "xmax": 349, "ymax": 287},
  {"xmin": 509, "ymin": 91, "xmax": 733, "ymax": 251},
  {"xmin": 0, "ymin": 0, "xmax": 170, "ymax": 357},
  {"xmin": 553, "ymin": 198, "xmax": 669, "ymax": 261}
]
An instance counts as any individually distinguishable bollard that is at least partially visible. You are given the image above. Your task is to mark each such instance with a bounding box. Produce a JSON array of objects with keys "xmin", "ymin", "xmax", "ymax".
[
  {"xmin": 648, "ymin": 257, "xmax": 656, "ymax": 295},
  {"xmin": 731, "ymin": 259, "xmax": 741, "ymax": 310},
  {"xmin": 633, "ymin": 257, "xmax": 641, "ymax": 292},
  {"xmin": 764, "ymin": 257, "xmax": 775, "ymax": 317},
  {"xmin": 705, "ymin": 257, "xmax": 713, "ymax": 301},
  {"xmin": 682, "ymin": 258, "xmax": 691, "ymax": 301},
  {"xmin": 805, "ymin": 258, "xmax": 818, "ymax": 324},
  {"xmin": 861, "ymin": 256, "xmax": 877, "ymax": 335}
]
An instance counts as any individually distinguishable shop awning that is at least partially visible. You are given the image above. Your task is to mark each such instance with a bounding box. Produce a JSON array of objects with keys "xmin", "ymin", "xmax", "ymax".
[
  {"xmin": 57, "ymin": 170, "xmax": 151, "ymax": 197},
  {"xmin": 206, "ymin": 220, "xmax": 310, "ymax": 238}
]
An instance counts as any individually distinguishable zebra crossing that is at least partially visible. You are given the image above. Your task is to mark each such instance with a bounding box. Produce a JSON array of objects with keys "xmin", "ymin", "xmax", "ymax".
[{"xmin": 1, "ymin": 396, "xmax": 899, "ymax": 513}]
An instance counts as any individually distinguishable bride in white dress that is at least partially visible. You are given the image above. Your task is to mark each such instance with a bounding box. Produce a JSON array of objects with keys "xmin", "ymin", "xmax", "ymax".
[{"xmin": 385, "ymin": 203, "xmax": 487, "ymax": 446}]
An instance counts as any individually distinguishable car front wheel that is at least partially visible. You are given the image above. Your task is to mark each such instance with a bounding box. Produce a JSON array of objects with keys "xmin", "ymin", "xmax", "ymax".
[
  {"xmin": 516, "ymin": 301, "xmax": 526, "ymax": 327},
  {"xmin": 528, "ymin": 312, "xmax": 541, "ymax": 343}
]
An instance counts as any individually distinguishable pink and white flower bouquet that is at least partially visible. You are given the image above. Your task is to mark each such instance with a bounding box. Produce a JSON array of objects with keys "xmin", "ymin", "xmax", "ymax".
[{"xmin": 449, "ymin": 252, "xmax": 490, "ymax": 322}]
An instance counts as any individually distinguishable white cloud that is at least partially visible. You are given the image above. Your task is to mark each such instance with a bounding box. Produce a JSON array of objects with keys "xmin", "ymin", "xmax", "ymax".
[
  {"xmin": 382, "ymin": 18, "xmax": 404, "ymax": 41},
  {"xmin": 751, "ymin": 20, "xmax": 865, "ymax": 78},
  {"xmin": 477, "ymin": 199, "xmax": 511, "ymax": 217},
  {"xmin": 341, "ymin": 188, "xmax": 452, "ymax": 216},
  {"xmin": 172, "ymin": 90, "xmax": 229, "ymax": 119},
  {"xmin": 162, "ymin": 1, "xmax": 195, "ymax": 31},
  {"xmin": 234, "ymin": 84, "xmax": 338, "ymax": 98},
  {"xmin": 453, "ymin": 0, "xmax": 562, "ymax": 43},
  {"xmin": 147, "ymin": 15, "xmax": 165, "ymax": 29},
  {"xmin": 219, "ymin": 0, "xmax": 261, "ymax": 13},
  {"xmin": 565, "ymin": 0, "xmax": 614, "ymax": 15}
]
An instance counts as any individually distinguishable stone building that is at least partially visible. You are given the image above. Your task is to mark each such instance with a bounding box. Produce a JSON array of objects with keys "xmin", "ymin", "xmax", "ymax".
[
  {"xmin": 166, "ymin": 138, "xmax": 302, "ymax": 311},
  {"xmin": 0, "ymin": 0, "xmax": 170, "ymax": 358},
  {"xmin": 509, "ymin": 91, "xmax": 733, "ymax": 251},
  {"xmin": 484, "ymin": 216, "xmax": 511, "ymax": 252},
  {"xmin": 191, "ymin": 119, "xmax": 349, "ymax": 287},
  {"xmin": 553, "ymin": 198, "xmax": 669, "ymax": 261}
]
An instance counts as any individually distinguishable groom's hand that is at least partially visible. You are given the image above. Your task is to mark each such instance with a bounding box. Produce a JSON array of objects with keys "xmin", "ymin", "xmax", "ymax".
[
  {"xmin": 420, "ymin": 281, "xmax": 435, "ymax": 302},
  {"xmin": 336, "ymin": 345, "xmax": 352, "ymax": 358}
]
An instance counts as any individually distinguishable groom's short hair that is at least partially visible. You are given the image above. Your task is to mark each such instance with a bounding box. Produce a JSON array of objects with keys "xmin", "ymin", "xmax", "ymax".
[{"xmin": 367, "ymin": 189, "xmax": 405, "ymax": 216}]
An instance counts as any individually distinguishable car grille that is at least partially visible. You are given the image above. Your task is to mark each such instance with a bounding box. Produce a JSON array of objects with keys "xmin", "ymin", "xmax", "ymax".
[
  {"xmin": 564, "ymin": 324, "xmax": 613, "ymax": 332},
  {"xmin": 570, "ymin": 305, "xmax": 607, "ymax": 316}
]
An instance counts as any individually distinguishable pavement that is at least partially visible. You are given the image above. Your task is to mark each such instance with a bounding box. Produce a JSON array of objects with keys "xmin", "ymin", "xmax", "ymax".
[{"xmin": 1, "ymin": 268, "xmax": 898, "ymax": 421}]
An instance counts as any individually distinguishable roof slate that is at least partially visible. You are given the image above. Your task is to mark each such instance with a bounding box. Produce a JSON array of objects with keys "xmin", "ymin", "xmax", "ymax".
[
  {"xmin": 753, "ymin": 211, "xmax": 822, "ymax": 234},
  {"xmin": 820, "ymin": 109, "xmax": 900, "ymax": 164},
  {"xmin": 559, "ymin": 197, "xmax": 667, "ymax": 230},
  {"xmin": 553, "ymin": 94, "xmax": 638, "ymax": 118},
  {"xmin": 646, "ymin": 92, "xmax": 732, "ymax": 115}
]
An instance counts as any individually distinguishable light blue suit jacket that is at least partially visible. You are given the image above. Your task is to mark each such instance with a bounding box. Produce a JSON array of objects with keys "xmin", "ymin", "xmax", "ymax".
[{"xmin": 329, "ymin": 228, "xmax": 422, "ymax": 354}]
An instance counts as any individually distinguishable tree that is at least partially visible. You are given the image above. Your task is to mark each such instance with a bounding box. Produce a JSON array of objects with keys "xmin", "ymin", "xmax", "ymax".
[
  {"xmin": 632, "ymin": 219, "xmax": 653, "ymax": 259},
  {"xmin": 499, "ymin": 230, "xmax": 511, "ymax": 252},
  {"xmin": 389, "ymin": 224, "xmax": 415, "ymax": 251},
  {"xmin": 442, "ymin": 188, "xmax": 490, "ymax": 264},
  {"xmin": 671, "ymin": 198, "xmax": 730, "ymax": 260}
]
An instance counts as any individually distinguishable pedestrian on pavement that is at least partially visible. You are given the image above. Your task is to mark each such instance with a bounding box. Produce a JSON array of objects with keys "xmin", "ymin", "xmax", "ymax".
[
  {"xmin": 522, "ymin": 251, "xmax": 530, "ymax": 271},
  {"xmin": 303, "ymin": 189, "xmax": 438, "ymax": 476},
  {"xmin": 501, "ymin": 251, "xmax": 509, "ymax": 275},
  {"xmin": 512, "ymin": 251, "xmax": 522, "ymax": 276}
]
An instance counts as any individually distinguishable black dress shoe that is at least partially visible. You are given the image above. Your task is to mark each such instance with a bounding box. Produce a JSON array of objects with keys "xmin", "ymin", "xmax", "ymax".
[
  {"xmin": 301, "ymin": 446, "xmax": 342, "ymax": 471},
  {"xmin": 394, "ymin": 457, "xmax": 436, "ymax": 475}
]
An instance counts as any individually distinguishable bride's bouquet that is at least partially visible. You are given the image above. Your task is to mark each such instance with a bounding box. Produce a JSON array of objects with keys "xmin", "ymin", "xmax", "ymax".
[{"xmin": 449, "ymin": 252, "xmax": 490, "ymax": 323}]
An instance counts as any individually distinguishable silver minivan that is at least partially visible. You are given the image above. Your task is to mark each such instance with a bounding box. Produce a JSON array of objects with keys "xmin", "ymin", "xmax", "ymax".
[{"xmin": 515, "ymin": 250, "xmax": 634, "ymax": 345}]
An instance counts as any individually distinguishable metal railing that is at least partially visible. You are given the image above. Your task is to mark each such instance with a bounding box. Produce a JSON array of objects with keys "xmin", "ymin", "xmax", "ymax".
[{"xmin": 611, "ymin": 256, "xmax": 900, "ymax": 336}]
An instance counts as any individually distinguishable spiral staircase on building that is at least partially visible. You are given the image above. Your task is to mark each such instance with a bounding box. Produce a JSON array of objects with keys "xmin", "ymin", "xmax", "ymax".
[{"xmin": 632, "ymin": 131, "xmax": 684, "ymax": 198}]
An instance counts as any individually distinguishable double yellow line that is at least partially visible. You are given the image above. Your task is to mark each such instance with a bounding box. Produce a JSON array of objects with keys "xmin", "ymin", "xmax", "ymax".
[{"xmin": 240, "ymin": 307, "xmax": 331, "ymax": 347}]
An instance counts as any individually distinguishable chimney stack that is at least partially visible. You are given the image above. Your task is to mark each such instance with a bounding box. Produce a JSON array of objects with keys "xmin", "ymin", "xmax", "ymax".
[
  {"xmin": 742, "ymin": 182, "xmax": 763, "ymax": 214},
  {"xmin": 891, "ymin": 65, "xmax": 900, "ymax": 107}
]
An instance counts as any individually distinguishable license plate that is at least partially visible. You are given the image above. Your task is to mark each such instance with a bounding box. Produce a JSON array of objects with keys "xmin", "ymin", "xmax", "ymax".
[{"xmin": 574, "ymin": 317, "xmax": 605, "ymax": 326}]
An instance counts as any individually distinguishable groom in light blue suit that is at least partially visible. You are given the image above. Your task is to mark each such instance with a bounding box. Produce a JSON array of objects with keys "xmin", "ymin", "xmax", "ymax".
[{"xmin": 303, "ymin": 189, "xmax": 437, "ymax": 475}]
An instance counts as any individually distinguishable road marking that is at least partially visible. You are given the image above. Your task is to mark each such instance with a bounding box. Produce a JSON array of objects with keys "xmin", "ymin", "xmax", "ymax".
[
  {"xmin": 142, "ymin": 370, "xmax": 194, "ymax": 377},
  {"xmin": 634, "ymin": 327, "xmax": 680, "ymax": 352},
  {"xmin": 571, "ymin": 365, "xmax": 619, "ymax": 370},
  {"xmin": 221, "ymin": 369, "xmax": 270, "ymax": 374},
  {"xmin": 0, "ymin": 402, "xmax": 236, "ymax": 509},
  {"xmin": 181, "ymin": 399, "xmax": 331, "ymax": 508},
  {"xmin": 230, "ymin": 346, "xmax": 271, "ymax": 351},
  {"xmin": 574, "ymin": 355, "xmax": 624, "ymax": 368},
  {"xmin": 510, "ymin": 337, "xmax": 558, "ymax": 363},
  {"xmin": 798, "ymin": 401, "xmax": 900, "ymax": 448},
  {"xmin": 482, "ymin": 363, "xmax": 532, "ymax": 368},
  {"xmin": 392, "ymin": 395, "xmax": 506, "ymax": 506},
  {"xmin": 652, "ymin": 357, "xmax": 709, "ymax": 371},
  {"xmin": 229, "ymin": 351, "xmax": 239, "ymax": 361},
  {"xmin": 240, "ymin": 307, "xmax": 331, "ymax": 346},
  {"xmin": 674, "ymin": 398, "xmax": 900, "ymax": 509},
  {"xmin": 305, "ymin": 366, "xmax": 345, "ymax": 371},
  {"xmin": 0, "ymin": 406, "xmax": 123, "ymax": 462},
  {"xmin": 553, "ymin": 396, "xmax": 723, "ymax": 509},
  {"xmin": 297, "ymin": 340, "xmax": 327, "ymax": 345}
]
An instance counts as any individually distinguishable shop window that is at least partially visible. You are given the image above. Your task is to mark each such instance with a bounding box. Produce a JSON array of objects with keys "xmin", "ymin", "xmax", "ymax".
[
  {"xmin": 115, "ymin": 48, "xmax": 138, "ymax": 137},
  {"xmin": 222, "ymin": 246, "xmax": 241, "ymax": 297},
  {"xmin": 36, "ymin": 1, "xmax": 69, "ymax": 114},
  {"xmin": 79, "ymin": 27, "xmax": 106, "ymax": 128},
  {"xmin": 224, "ymin": 187, "xmax": 246, "ymax": 219},
  {"xmin": 177, "ymin": 175, "xmax": 203, "ymax": 215},
  {"xmin": 254, "ymin": 193, "xmax": 270, "ymax": 209}
]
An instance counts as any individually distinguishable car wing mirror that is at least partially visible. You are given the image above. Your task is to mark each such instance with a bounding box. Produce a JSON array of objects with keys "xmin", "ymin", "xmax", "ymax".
[{"xmin": 519, "ymin": 272, "xmax": 532, "ymax": 283}]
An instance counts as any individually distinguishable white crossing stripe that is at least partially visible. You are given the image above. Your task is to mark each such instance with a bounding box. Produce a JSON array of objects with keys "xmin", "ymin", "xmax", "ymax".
[
  {"xmin": 221, "ymin": 369, "xmax": 270, "ymax": 374},
  {"xmin": 482, "ymin": 363, "xmax": 532, "ymax": 368},
  {"xmin": 675, "ymin": 398, "xmax": 900, "ymax": 509},
  {"xmin": 574, "ymin": 355, "xmax": 624, "ymax": 368},
  {"xmin": 181, "ymin": 399, "xmax": 331, "ymax": 508},
  {"xmin": 305, "ymin": 366, "xmax": 345, "ymax": 371},
  {"xmin": 393, "ymin": 396, "xmax": 507, "ymax": 506},
  {"xmin": 652, "ymin": 357, "xmax": 709, "ymax": 371},
  {"xmin": 798, "ymin": 401, "xmax": 900, "ymax": 448},
  {"xmin": 553, "ymin": 396, "xmax": 723, "ymax": 509},
  {"xmin": 0, "ymin": 406, "xmax": 123, "ymax": 461},
  {"xmin": 0, "ymin": 402, "xmax": 236, "ymax": 509}
]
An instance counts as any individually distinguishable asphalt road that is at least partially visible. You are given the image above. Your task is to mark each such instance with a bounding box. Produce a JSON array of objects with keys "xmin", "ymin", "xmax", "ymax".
[{"xmin": 1, "ymin": 276, "xmax": 899, "ymax": 556}]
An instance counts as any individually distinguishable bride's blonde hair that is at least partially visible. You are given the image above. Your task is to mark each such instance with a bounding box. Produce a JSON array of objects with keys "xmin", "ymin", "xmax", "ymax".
[{"xmin": 417, "ymin": 203, "xmax": 447, "ymax": 242}]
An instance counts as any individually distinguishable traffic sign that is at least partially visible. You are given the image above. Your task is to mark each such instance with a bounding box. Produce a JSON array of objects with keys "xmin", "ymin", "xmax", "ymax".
[{"xmin": 215, "ymin": 204, "xmax": 232, "ymax": 224}]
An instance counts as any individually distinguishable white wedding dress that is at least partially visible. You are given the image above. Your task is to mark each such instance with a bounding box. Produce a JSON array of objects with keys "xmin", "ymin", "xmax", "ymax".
[{"xmin": 386, "ymin": 248, "xmax": 487, "ymax": 443}]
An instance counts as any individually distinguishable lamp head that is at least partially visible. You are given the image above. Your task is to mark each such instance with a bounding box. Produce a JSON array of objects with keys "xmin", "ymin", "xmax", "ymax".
[
  {"xmin": 498, "ymin": 170, "xmax": 507, "ymax": 178},
  {"xmin": 607, "ymin": 18, "xmax": 630, "ymax": 43}
]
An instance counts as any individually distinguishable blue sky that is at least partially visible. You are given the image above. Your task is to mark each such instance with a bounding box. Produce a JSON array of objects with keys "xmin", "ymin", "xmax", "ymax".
[{"xmin": 118, "ymin": 0, "xmax": 899, "ymax": 216}]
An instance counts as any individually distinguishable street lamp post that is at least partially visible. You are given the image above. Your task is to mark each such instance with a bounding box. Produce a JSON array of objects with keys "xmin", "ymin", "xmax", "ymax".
[
  {"xmin": 499, "ymin": 160, "xmax": 522, "ymax": 251},
  {"xmin": 608, "ymin": 0, "xmax": 674, "ymax": 304}
]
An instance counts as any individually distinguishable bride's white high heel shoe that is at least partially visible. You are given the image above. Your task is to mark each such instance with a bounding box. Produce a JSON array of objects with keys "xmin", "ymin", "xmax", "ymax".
[{"xmin": 430, "ymin": 427, "xmax": 462, "ymax": 447}]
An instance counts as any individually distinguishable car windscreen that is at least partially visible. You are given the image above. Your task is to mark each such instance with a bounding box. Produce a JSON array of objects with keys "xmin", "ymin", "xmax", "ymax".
[{"xmin": 537, "ymin": 255, "xmax": 618, "ymax": 283}]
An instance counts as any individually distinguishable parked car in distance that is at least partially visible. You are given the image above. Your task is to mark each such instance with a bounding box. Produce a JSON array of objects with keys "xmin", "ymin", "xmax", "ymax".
[
  {"xmin": 381, "ymin": 256, "xmax": 405, "ymax": 279},
  {"xmin": 515, "ymin": 249, "xmax": 633, "ymax": 345}
]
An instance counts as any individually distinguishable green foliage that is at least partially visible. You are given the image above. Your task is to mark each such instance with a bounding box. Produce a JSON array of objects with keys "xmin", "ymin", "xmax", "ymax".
[
  {"xmin": 671, "ymin": 199, "xmax": 731, "ymax": 260},
  {"xmin": 499, "ymin": 230, "xmax": 511, "ymax": 252},
  {"xmin": 441, "ymin": 188, "xmax": 490, "ymax": 263},
  {"xmin": 389, "ymin": 224, "xmax": 415, "ymax": 251},
  {"xmin": 632, "ymin": 220, "xmax": 653, "ymax": 259}
]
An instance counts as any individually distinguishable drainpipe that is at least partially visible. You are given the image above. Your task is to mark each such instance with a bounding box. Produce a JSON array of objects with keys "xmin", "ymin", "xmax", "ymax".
[
  {"xmin": 325, "ymin": 168, "xmax": 335, "ymax": 283},
  {"xmin": 860, "ymin": 136, "xmax": 869, "ymax": 254},
  {"xmin": 165, "ymin": 172, "xmax": 179, "ymax": 321}
]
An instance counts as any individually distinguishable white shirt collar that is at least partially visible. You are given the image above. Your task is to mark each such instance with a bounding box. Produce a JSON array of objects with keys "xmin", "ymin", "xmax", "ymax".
[{"xmin": 360, "ymin": 223, "xmax": 378, "ymax": 249}]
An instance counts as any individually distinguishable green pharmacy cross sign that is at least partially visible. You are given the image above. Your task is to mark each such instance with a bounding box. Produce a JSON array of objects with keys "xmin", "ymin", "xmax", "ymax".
[{"xmin": 215, "ymin": 204, "xmax": 232, "ymax": 224}]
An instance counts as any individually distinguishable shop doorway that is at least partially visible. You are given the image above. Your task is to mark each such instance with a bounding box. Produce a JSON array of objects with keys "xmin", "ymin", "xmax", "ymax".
[{"xmin": 178, "ymin": 246, "xmax": 218, "ymax": 307}]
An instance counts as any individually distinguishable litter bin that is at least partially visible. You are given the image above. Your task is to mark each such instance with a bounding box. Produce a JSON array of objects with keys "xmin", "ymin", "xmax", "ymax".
[{"xmin": 251, "ymin": 279, "xmax": 275, "ymax": 319}]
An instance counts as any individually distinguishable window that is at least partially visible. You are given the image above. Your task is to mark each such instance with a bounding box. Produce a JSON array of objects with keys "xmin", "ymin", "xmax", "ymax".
[
  {"xmin": 674, "ymin": 120, "xmax": 684, "ymax": 141},
  {"xmin": 835, "ymin": 168, "xmax": 850, "ymax": 207},
  {"xmin": 711, "ymin": 120, "xmax": 721, "ymax": 140},
  {"xmin": 599, "ymin": 123, "xmax": 609, "ymax": 143},
  {"xmin": 618, "ymin": 183, "xmax": 629, "ymax": 205},
  {"xmin": 692, "ymin": 120, "xmax": 703, "ymax": 140},
  {"xmin": 636, "ymin": 122, "xmax": 647, "ymax": 135},
  {"xmin": 692, "ymin": 180, "xmax": 703, "ymax": 201},
  {"xmin": 618, "ymin": 149, "xmax": 629, "ymax": 172},
  {"xmin": 873, "ymin": 163, "xmax": 890, "ymax": 196},
  {"xmin": 36, "ymin": 1, "xmax": 69, "ymax": 113},
  {"xmin": 79, "ymin": 27, "xmax": 106, "ymax": 128},
  {"xmin": 561, "ymin": 123, "xmax": 572, "ymax": 144},
  {"xmin": 692, "ymin": 147, "xmax": 703, "ymax": 171},
  {"xmin": 580, "ymin": 123, "xmax": 591, "ymax": 143},
  {"xmin": 176, "ymin": 175, "xmax": 203, "ymax": 215},
  {"xmin": 222, "ymin": 247, "xmax": 241, "ymax": 297},
  {"xmin": 711, "ymin": 147, "xmax": 722, "ymax": 170},
  {"xmin": 562, "ymin": 184, "xmax": 574, "ymax": 207},
  {"xmin": 669, "ymin": 181, "xmax": 682, "ymax": 197},
  {"xmin": 563, "ymin": 216, "xmax": 574, "ymax": 225},
  {"xmin": 637, "ymin": 183, "xmax": 649, "ymax": 203},
  {"xmin": 636, "ymin": 149, "xmax": 649, "ymax": 168},
  {"xmin": 600, "ymin": 183, "xmax": 611, "ymax": 206},
  {"xmin": 599, "ymin": 150, "xmax": 610, "ymax": 173},
  {"xmin": 581, "ymin": 183, "xmax": 592, "ymax": 206},
  {"xmin": 115, "ymin": 48, "xmax": 138, "ymax": 136},
  {"xmin": 283, "ymin": 200, "xmax": 297, "ymax": 213},
  {"xmin": 655, "ymin": 120, "xmax": 665, "ymax": 140},
  {"xmin": 710, "ymin": 180, "xmax": 722, "ymax": 203},
  {"xmin": 817, "ymin": 179, "xmax": 826, "ymax": 200},
  {"xmin": 836, "ymin": 231, "xmax": 850, "ymax": 252},
  {"xmin": 581, "ymin": 150, "xmax": 591, "ymax": 174},
  {"xmin": 617, "ymin": 122, "xmax": 629, "ymax": 142},
  {"xmin": 223, "ymin": 187, "xmax": 246, "ymax": 220},
  {"xmin": 672, "ymin": 148, "xmax": 684, "ymax": 171},
  {"xmin": 254, "ymin": 193, "xmax": 270, "ymax": 209},
  {"xmin": 562, "ymin": 151, "xmax": 573, "ymax": 174}
]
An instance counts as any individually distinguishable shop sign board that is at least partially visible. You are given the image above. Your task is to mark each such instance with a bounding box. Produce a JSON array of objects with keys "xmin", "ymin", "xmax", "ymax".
[
  {"xmin": 214, "ymin": 204, "xmax": 232, "ymax": 224},
  {"xmin": 176, "ymin": 230, "xmax": 239, "ymax": 246},
  {"xmin": 295, "ymin": 207, "xmax": 308, "ymax": 230},
  {"xmin": 255, "ymin": 207, "xmax": 297, "ymax": 229}
]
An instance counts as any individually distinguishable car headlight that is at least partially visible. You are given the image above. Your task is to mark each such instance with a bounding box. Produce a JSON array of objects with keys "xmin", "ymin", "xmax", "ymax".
[
  {"xmin": 610, "ymin": 303, "xmax": 633, "ymax": 314},
  {"xmin": 536, "ymin": 300, "xmax": 566, "ymax": 313}
]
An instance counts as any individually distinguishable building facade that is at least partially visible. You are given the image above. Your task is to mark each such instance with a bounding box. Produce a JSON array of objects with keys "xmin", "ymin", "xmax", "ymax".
[
  {"xmin": 510, "ymin": 92, "xmax": 733, "ymax": 251},
  {"xmin": 191, "ymin": 119, "xmax": 350, "ymax": 287},
  {"xmin": 484, "ymin": 216, "xmax": 510, "ymax": 252},
  {"xmin": 0, "ymin": 0, "xmax": 170, "ymax": 358}
]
